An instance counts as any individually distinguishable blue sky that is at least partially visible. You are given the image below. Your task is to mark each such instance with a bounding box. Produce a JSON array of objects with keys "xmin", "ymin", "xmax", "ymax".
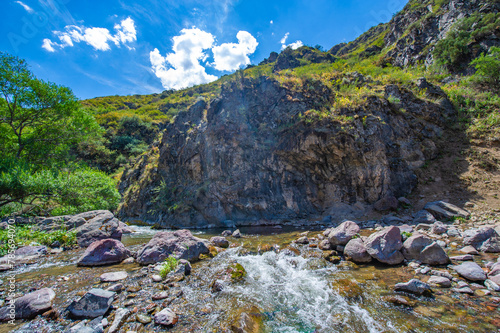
[{"xmin": 1, "ymin": 0, "xmax": 408, "ymax": 100}]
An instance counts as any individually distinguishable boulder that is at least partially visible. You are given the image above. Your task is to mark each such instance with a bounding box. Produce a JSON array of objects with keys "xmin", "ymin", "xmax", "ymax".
[
  {"xmin": 365, "ymin": 226, "xmax": 404, "ymax": 265},
  {"xmin": 75, "ymin": 211, "xmax": 123, "ymax": 248},
  {"xmin": 328, "ymin": 221, "xmax": 360, "ymax": 246},
  {"xmin": 394, "ymin": 279, "xmax": 432, "ymax": 295},
  {"xmin": 427, "ymin": 276, "xmax": 451, "ymax": 288},
  {"xmin": 424, "ymin": 201, "xmax": 469, "ymax": 220},
  {"xmin": 100, "ymin": 271, "xmax": 128, "ymax": 282},
  {"xmin": 154, "ymin": 308, "xmax": 178, "ymax": 326},
  {"xmin": 452, "ymin": 262, "xmax": 487, "ymax": 281},
  {"xmin": 295, "ymin": 236, "xmax": 309, "ymax": 244},
  {"xmin": 430, "ymin": 221, "xmax": 448, "ymax": 235},
  {"xmin": 118, "ymin": 221, "xmax": 134, "ymax": 234},
  {"xmin": 459, "ymin": 246, "xmax": 479, "ymax": 255},
  {"xmin": 0, "ymin": 245, "xmax": 48, "ymax": 265},
  {"xmin": 136, "ymin": 230, "xmax": 209, "ymax": 265},
  {"xmin": 77, "ymin": 239, "xmax": 131, "ymax": 266},
  {"xmin": 479, "ymin": 237, "xmax": 500, "ymax": 253},
  {"xmin": 463, "ymin": 227, "xmax": 500, "ymax": 252},
  {"xmin": 66, "ymin": 210, "xmax": 110, "ymax": 229},
  {"xmin": 373, "ymin": 196, "xmax": 399, "ymax": 211},
  {"xmin": 0, "ymin": 288, "xmax": 55, "ymax": 321},
  {"xmin": 402, "ymin": 235, "xmax": 449, "ymax": 265},
  {"xmin": 210, "ymin": 236, "xmax": 229, "ymax": 248},
  {"xmin": 232, "ymin": 229, "xmax": 242, "ymax": 238},
  {"xmin": 221, "ymin": 230, "xmax": 232, "ymax": 237},
  {"xmin": 413, "ymin": 210, "xmax": 436, "ymax": 224},
  {"xmin": 67, "ymin": 288, "xmax": 115, "ymax": 319},
  {"xmin": 344, "ymin": 238, "xmax": 372, "ymax": 263},
  {"xmin": 318, "ymin": 240, "xmax": 332, "ymax": 250}
]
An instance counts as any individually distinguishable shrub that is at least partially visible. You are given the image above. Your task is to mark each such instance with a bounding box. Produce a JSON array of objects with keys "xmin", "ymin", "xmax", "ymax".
[
  {"xmin": 471, "ymin": 47, "xmax": 500, "ymax": 86},
  {"xmin": 159, "ymin": 255, "xmax": 179, "ymax": 278}
]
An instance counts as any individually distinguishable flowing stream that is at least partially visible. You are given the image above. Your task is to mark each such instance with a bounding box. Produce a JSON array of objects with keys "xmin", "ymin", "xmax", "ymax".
[{"xmin": 1, "ymin": 226, "xmax": 499, "ymax": 332}]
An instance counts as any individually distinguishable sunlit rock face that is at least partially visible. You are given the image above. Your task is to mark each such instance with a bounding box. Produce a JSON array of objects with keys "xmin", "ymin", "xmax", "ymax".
[{"xmin": 118, "ymin": 77, "xmax": 453, "ymax": 228}]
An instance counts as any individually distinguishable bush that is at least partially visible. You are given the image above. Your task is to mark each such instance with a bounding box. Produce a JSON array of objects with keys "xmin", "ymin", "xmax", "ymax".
[
  {"xmin": 471, "ymin": 47, "xmax": 500, "ymax": 86},
  {"xmin": 159, "ymin": 255, "xmax": 179, "ymax": 278}
]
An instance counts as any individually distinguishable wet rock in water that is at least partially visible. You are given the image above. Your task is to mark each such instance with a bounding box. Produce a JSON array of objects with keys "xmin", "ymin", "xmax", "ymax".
[
  {"xmin": 0, "ymin": 288, "xmax": 55, "ymax": 321},
  {"xmin": 77, "ymin": 239, "xmax": 131, "ymax": 266},
  {"xmin": 334, "ymin": 279, "xmax": 363, "ymax": 299},
  {"xmin": 100, "ymin": 271, "xmax": 128, "ymax": 282},
  {"xmin": 344, "ymin": 238, "xmax": 372, "ymax": 263},
  {"xmin": 118, "ymin": 221, "xmax": 134, "ymax": 234},
  {"xmin": 318, "ymin": 239, "xmax": 332, "ymax": 251},
  {"xmin": 365, "ymin": 226, "xmax": 404, "ymax": 265},
  {"xmin": 232, "ymin": 229, "xmax": 242, "ymax": 238},
  {"xmin": 452, "ymin": 262, "xmax": 487, "ymax": 281},
  {"xmin": 75, "ymin": 211, "xmax": 123, "ymax": 248},
  {"xmin": 136, "ymin": 313, "xmax": 152, "ymax": 324},
  {"xmin": 154, "ymin": 308, "xmax": 178, "ymax": 327},
  {"xmin": 463, "ymin": 227, "xmax": 500, "ymax": 252},
  {"xmin": 474, "ymin": 289, "xmax": 491, "ymax": 297},
  {"xmin": 67, "ymin": 288, "xmax": 115, "ymax": 319},
  {"xmin": 424, "ymin": 201, "xmax": 470, "ymax": 220},
  {"xmin": 402, "ymin": 235, "xmax": 449, "ymax": 266},
  {"xmin": 210, "ymin": 236, "xmax": 229, "ymax": 248},
  {"xmin": 394, "ymin": 279, "xmax": 432, "ymax": 296},
  {"xmin": 430, "ymin": 270, "xmax": 453, "ymax": 280},
  {"xmin": 0, "ymin": 245, "xmax": 48, "ymax": 265},
  {"xmin": 384, "ymin": 295, "xmax": 415, "ymax": 307},
  {"xmin": 136, "ymin": 230, "xmax": 209, "ymax": 265},
  {"xmin": 222, "ymin": 230, "xmax": 232, "ymax": 237},
  {"xmin": 485, "ymin": 279, "xmax": 500, "ymax": 292},
  {"xmin": 322, "ymin": 251, "xmax": 341, "ymax": 264},
  {"xmin": 122, "ymin": 257, "xmax": 135, "ymax": 264},
  {"xmin": 328, "ymin": 221, "xmax": 360, "ymax": 246},
  {"xmin": 179, "ymin": 259, "xmax": 192, "ymax": 275},
  {"xmin": 452, "ymin": 287, "xmax": 474, "ymax": 294},
  {"xmin": 151, "ymin": 274, "xmax": 163, "ymax": 282},
  {"xmin": 460, "ymin": 246, "xmax": 479, "ymax": 255},
  {"xmin": 152, "ymin": 291, "xmax": 170, "ymax": 301},
  {"xmin": 295, "ymin": 236, "xmax": 309, "ymax": 244},
  {"xmin": 427, "ymin": 276, "xmax": 451, "ymax": 288},
  {"xmin": 230, "ymin": 307, "xmax": 263, "ymax": 333},
  {"xmin": 413, "ymin": 210, "xmax": 436, "ymax": 224},
  {"xmin": 106, "ymin": 284, "xmax": 124, "ymax": 292},
  {"xmin": 450, "ymin": 255, "xmax": 473, "ymax": 261},
  {"xmin": 108, "ymin": 308, "xmax": 130, "ymax": 333}
]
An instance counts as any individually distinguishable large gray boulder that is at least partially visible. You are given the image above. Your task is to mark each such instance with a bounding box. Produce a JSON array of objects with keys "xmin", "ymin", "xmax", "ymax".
[
  {"xmin": 365, "ymin": 226, "xmax": 404, "ymax": 265},
  {"xmin": 413, "ymin": 210, "xmax": 436, "ymax": 224},
  {"xmin": 77, "ymin": 239, "xmax": 131, "ymax": 267},
  {"xmin": 424, "ymin": 201, "xmax": 469, "ymax": 220},
  {"xmin": 67, "ymin": 288, "xmax": 115, "ymax": 319},
  {"xmin": 66, "ymin": 210, "xmax": 111, "ymax": 229},
  {"xmin": 452, "ymin": 262, "xmax": 487, "ymax": 281},
  {"xmin": 0, "ymin": 288, "xmax": 55, "ymax": 321},
  {"xmin": 328, "ymin": 221, "xmax": 360, "ymax": 246},
  {"xmin": 463, "ymin": 227, "xmax": 500, "ymax": 252},
  {"xmin": 137, "ymin": 230, "xmax": 209, "ymax": 265},
  {"xmin": 75, "ymin": 211, "xmax": 123, "ymax": 248},
  {"xmin": 402, "ymin": 235, "xmax": 449, "ymax": 265},
  {"xmin": 344, "ymin": 238, "xmax": 372, "ymax": 263}
]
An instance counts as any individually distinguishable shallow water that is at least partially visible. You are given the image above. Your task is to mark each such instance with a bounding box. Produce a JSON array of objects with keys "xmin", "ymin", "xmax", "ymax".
[{"xmin": 1, "ymin": 226, "xmax": 499, "ymax": 332}]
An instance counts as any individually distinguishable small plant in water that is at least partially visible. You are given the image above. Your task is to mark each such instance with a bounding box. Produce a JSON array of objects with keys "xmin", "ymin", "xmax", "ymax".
[
  {"xmin": 351, "ymin": 233, "xmax": 361, "ymax": 239},
  {"xmin": 159, "ymin": 255, "xmax": 179, "ymax": 279},
  {"xmin": 401, "ymin": 231, "xmax": 413, "ymax": 239}
]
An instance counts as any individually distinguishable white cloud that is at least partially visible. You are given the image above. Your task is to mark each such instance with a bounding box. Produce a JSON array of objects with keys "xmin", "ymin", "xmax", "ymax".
[
  {"xmin": 280, "ymin": 32, "xmax": 303, "ymax": 50},
  {"xmin": 42, "ymin": 39, "xmax": 55, "ymax": 52},
  {"xmin": 270, "ymin": 20, "xmax": 273, "ymax": 25},
  {"xmin": 42, "ymin": 17, "xmax": 136, "ymax": 52},
  {"xmin": 15, "ymin": 1, "xmax": 34, "ymax": 13},
  {"xmin": 150, "ymin": 28, "xmax": 217, "ymax": 90},
  {"xmin": 212, "ymin": 31, "xmax": 258, "ymax": 71}
]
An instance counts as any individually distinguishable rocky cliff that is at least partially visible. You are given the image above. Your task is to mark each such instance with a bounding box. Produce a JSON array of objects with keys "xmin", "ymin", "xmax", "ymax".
[{"xmin": 117, "ymin": 74, "xmax": 455, "ymax": 228}]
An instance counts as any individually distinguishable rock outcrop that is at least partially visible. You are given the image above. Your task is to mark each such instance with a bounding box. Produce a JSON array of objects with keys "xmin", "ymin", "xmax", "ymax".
[{"xmin": 118, "ymin": 75, "xmax": 454, "ymax": 228}]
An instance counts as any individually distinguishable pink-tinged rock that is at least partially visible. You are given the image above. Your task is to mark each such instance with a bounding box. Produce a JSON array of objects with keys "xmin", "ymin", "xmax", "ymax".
[
  {"xmin": 154, "ymin": 308, "xmax": 178, "ymax": 326},
  {"xmin": 0, "ymin": 288, "xmax": 55, "ymax": 320},
  {"xmin": 402, "ymin": 235, "xmax": 449, "ymax": 265},
  {"xmin": 77, "ymin": 239, "xmax": 131, "ymax": 266},
  {"xmin": 344, "ymin": 238, "xmax": 372, "ymax": 263},
  {"xmin": 328, "ymin": 221, "xmax": 360, "ymax": 246},
  {"xmin": 75, "ymin": 211, "xmax": 123, "ymax": 247},
  {"xmin": 137, "ymin": 230, "xmax": 209, "ymax": 265},
  {"xmin": 365, "ymin": 226, "xmax": 404, "ymax": 265}
]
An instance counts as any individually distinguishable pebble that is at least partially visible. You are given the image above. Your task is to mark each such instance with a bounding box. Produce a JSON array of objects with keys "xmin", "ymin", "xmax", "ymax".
[{"xmin": 151, "ymin": 275, "xmax": 162, "ymax": 282}]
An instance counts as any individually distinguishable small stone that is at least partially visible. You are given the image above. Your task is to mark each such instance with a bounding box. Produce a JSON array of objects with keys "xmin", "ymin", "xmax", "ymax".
[
  {"xmin": 384, "ymin": 295, "xmax": 414, "ymax": 307},
  {"xmin": 394, "ymin": 279, "xmax": 432, "ymax": 295},
  {"xmin": 295, "ymin": 236, "xmax": 309, "ymax": 244},
  {"xmin": 232, "ymin": 230, "xmax": 242, "ymax": 238},
  {"xmin": 100, "ymin": 271, "xmax": 128, "ymax": 282},
  {"xmin": 152, "ymin": 292, "xmax": 169, "ymax": 301},
  {"xmin": 474, "ymin": 289, "xmax": 491, "ymax": 297},
  {"xmin": 136, "ymin": 313, "xmax": 152, "ymax": 324},
  {"xmin": 154, "ymin": 308, "xmax": 178, "ymax": 326},
  {"xmin": 122, "ymin": 257, "xmax": 135, "ymax": 264},
  {"xmin": 210, "ymin": 236, "xmax": 229, "ymax": 248},
  {"xmin": 106, "ymin": 284, "xmax": 124, "ymax": 292},
  {"xmin": 452, "ymin": 262, "xmax": 487, "ymax": 281},
  {"xmin": 151, "ymin": 275, "xmax": 162, "ymax": 282},
  {"xmin": 460, "ymin": 246, "xmax": 479, "ymax": 255},
  {"xmin": 108, "ymin": 308, "xmax": 130, "ymax": 333},
  {"xmin": 452, "ymin": 287, "xmax": 474, "ymax": 294},
  {"xmin": 67, "ymin": 288, "xmax": 115, "ymax": 319},
  {"xmin": 485, "ymin": 279, "xmax": 500, "ymax": 292},
  {"xmin": 427, "ymin": 276, "xmax": 451, "ymax": 288},
  {"xmin": 450, "ymin": 255, "xmax": 474, "ymax": 261}
]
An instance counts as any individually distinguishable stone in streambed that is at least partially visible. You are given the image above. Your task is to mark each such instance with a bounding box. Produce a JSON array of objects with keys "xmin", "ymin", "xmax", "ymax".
[
  {"xmin": 108, "ymin": 308, "xmax": 130, "ymax": 333},
  {"xmin": 75, "ymin": 211, "xmax": 123, "ymax": 248},
  {"xmin": 394, "ymin": 279, "xmax": 432, "ymax": 296},
  {"xmin": 77, "ymin": 239, "xmax": 131, "ymax": 266},
  {"xmin": 67, "ymin": 288, "xmax": 115, "ymax": 319},
  {"xmin": 452, "ymin": 262, "xmax": 486, "ymax": 281},
  {"xmin": 463, "ymin": 227, "xmax": 500, "ymax": 252},
  {"xmin": 0, "ymin": 288, "xmax": 55, "ymax": 321},
  {"xmin": 402, "ymin": 235, "xmax": 449, "ymax": 265},
  {"xmin": 136, "ymin": 313, "xmax": 152, "ymax": 324},
  {"xmin": 154, "ymin": 308, "xmax": 178, "ymax": 326},
  {"xmin": 328, "ymin": 221, "xmax": 360, "ymax": 246},
  {"xmin": 427, "ymin": 276, "xmax": 451, "ymax": 288},
  {"xmin": 100, "ymin": 271, "xmax": 128, "ymax": 282},
  {"xmin": 210, "ymin": 236, "xmax": 229, "ymax": 248},
  {"xmin": 365, "ymin": 226, "xmax": 404, "ymax": 265},
  {"xmin": 344, "ymin": 238, "xmax": 372, "ymax": 263}
]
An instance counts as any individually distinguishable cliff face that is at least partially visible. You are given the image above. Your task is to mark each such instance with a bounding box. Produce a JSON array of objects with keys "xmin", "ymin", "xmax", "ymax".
[
  {"xmin": 117, "ymin": 76, "xmax": 455, "ymax": 228},
  {"xmin": 330, "ymin": 0, "xmax": 500, "ymax": 69}
]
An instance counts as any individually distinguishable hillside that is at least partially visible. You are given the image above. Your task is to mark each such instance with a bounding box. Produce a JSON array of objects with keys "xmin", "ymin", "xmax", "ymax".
[{"xmin": 79, "ymin": 0, "xmax": 500, "ymax": 227}]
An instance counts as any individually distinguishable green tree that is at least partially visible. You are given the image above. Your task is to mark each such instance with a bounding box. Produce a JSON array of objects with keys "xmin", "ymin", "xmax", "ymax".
[{"xmin": 0, "ymin": 52, "xmax": 100, "ymax": 165}]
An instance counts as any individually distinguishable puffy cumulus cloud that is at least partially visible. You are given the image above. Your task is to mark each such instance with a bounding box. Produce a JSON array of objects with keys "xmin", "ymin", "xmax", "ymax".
[
  {"xmin": 280, "ymin": 32, "xmax": 303, "ymax": 50},
  {"xmin": 149, "ymin": 28, "xmax": 217, "ymax": 90},
  {"xmin": 41, "ymin": 17, "xmax": 136, "ymax": 52},
  {"xmin": 212, "ymin": 31, "xmax": 258, "ymax": 71}
]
